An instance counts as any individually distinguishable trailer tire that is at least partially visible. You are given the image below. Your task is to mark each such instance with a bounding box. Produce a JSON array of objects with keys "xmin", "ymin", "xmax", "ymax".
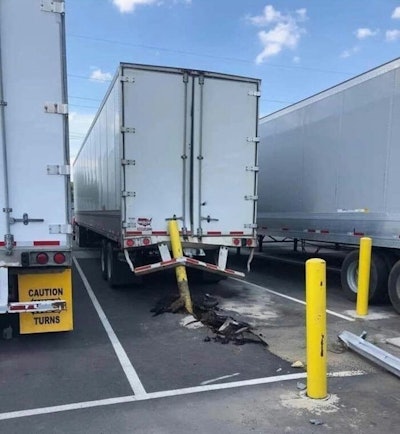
[
  {"xmin": 106, "ymin": 242, "xmax": 121, "ymax": 288},
  {"xmin": 388, "ymin": 260, "xmax": 400, "ymax": 314},
  {"xmin": 341, "ymin": 250, "xmax": 388, "ymax": 303},
  {"xmin": 100, "ymin": 240, "xmax": 108, "ymax": 280}
]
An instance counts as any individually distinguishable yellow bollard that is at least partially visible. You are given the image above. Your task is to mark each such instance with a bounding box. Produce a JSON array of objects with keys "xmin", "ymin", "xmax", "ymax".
[
  {"xmin": 356, "ymin": 237, "xmax": 372, "ymax": 316},
  {"xmin": 168, "ymin": 219, "xmax": 193, "ymax": 314},
  {"xmin": 306, "ymin": 258, "xmax": 327, "ymax": 399}
]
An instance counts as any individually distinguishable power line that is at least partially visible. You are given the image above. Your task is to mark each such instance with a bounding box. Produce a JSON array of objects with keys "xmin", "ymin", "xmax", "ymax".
[
  {"xmin": 68, "ymin": 33, "xmax": 354, "ymax": 76},
  {"xmin": 69, "ymin": 95, "xmax": 102, "ymax": 102}
]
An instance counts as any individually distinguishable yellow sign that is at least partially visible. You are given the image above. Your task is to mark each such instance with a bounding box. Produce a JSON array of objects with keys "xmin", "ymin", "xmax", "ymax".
[{"xmin": 18, "ymin": 269, "xmax": 73, "ymax": 334}]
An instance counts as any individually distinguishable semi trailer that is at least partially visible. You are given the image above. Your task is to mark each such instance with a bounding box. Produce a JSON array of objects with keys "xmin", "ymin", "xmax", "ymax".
[
  {"xmin": 73, "ymin": 63, "xmax": 260, "ymax": 285},
  {"xmin": 258, "ymin": 57, "xmax": 400, "ymax": 313},
  {"xmin": 0, "ymin": 0, "xmax": 73, "ymax": 334}
]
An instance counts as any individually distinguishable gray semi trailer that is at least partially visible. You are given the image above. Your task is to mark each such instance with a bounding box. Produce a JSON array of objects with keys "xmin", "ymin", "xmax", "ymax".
[{"xmin": 258, "ymin": 57, "xmax": 400, "ymax": 313}]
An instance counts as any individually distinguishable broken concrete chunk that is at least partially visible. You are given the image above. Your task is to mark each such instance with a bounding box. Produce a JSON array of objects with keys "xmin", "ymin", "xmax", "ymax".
[
  {"xmin": 291, "ymin": 360, "xmax": 304, "ymax": 368},
  {"xmin": 309, "ymin": 419, "xmax": 324, "ymax": 426}
]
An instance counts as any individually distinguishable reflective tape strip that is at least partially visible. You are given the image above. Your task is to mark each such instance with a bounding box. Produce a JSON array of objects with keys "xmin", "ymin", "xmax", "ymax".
[{"xmin": 0, "ymin": 241, "xmax": 61, "ymax": 247}]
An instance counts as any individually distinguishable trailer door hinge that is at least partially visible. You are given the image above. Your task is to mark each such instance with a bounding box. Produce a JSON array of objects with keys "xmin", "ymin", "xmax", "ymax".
[
  {"xmin": 44, "ymin": 103, "xmax": 68, "ymax": 114},
  {"xmin": 247, "ymin": 137, "xmax": 260, "ymax": 143},
  {"xmin": 244, "ymin": 223, "xmax": 258, "ymax": 229},
  {"xmin": 41, "ymin": 0, "xmax": 65, "ymax": 13},
  {"xmin": 121, "ymin": 159, "xmax": 136, "ymax": 166},
  {"xmin": 248, "ymin": 90, "xmax": 261, "ymax": 97},
  {"xmin": 245, "ymin": 166, "xmax": 259, "ymax": 172},
  {"xmin": 122, "ymin": 191, "xmax": 136, "ymax": 197},
  {"xmin": 121, "ymin": 75, "xmax": 135, "ymax": 83},
  {"xmin": 47, "ymin": 164, "xmax": 70, "ymax": 175},
  {"xmin": 244, "ymin": 195, "xmax": 258, "ymax": 201},
  {"xmin": 121, "ymin": 126, "xmax": 135, "ymax": 133},
  {"xmin": 49, "ymin": 224, "xmax": 73, "ymax": 234}
]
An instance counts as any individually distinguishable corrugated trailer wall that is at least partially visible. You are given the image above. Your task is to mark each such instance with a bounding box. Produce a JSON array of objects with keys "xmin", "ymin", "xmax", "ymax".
[
  {"xmin": 73, "ymin": 76, "xmax": 121, "ymax": 240},
  {"xmin": 258, "ymin": 59, "xmax": 400, "ymax": 247}
]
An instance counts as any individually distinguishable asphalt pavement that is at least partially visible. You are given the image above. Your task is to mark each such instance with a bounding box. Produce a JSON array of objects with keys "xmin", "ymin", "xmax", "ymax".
[{"xmin": 1, "ymin": 246, "xmax": 400, "ymax": 433}]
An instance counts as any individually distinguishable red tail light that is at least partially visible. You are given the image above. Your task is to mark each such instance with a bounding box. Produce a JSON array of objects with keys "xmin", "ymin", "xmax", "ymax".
[
  {"xmin": 36, "ymin": 253, "xmax": 49, "ymax": 265},
  {"xmin": 232, "ymin": 238, "xmax": 240, "ymax": 246},
  {"xmin": 53, "ymin": 252, "xmax": 66, "ymax": 264}
]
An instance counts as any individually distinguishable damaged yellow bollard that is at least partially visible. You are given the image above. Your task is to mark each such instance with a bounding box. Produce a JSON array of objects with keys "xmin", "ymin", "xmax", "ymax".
[
  {"xmin": 168, "ymin": 219, "xmax": 193, "ymax": 314},
  {"xmin": 306, "ymin": 258, "xmax": 327, "ymax": 399}
]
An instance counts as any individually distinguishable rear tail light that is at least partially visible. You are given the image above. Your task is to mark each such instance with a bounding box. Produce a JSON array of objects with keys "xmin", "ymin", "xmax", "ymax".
[
  {"xmin": 143, "ymin": 238, "xmax": 151, "ymax": 246},
  {"xmin": 126, "ymin": 239, "xmax": 135, "ymax": 247},
  {"xmin": 246, "ymin": 239, "xmax": 253, "ymax": 247},
  {"xmin": 36, "ymin": 253, "xmax": 49, "ymax": 265},
  {"xmin": 53, "ymin": 252, "xmax": 66, "ymax": 264},
  {"xmin": 232, "ymin": 238, "xmax": 240, "ymax": 246}
]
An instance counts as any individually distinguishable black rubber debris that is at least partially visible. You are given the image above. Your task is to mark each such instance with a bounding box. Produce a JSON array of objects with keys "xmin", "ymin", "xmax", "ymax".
[{"xmin": 151, "ymin": 293, "xmax": 268, "ymax": 347}]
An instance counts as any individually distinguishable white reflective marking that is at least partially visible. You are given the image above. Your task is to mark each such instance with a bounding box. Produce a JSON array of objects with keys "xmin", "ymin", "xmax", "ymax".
[
  {"xmin": 0, "ymin": 370, "xmax": 365, "ymax": 421},
  {"xmin": 201, "ymin": 373, "xmax": 240, "ymax": 385},
  {"xmin": 73, "ymin": 257, "xmax": 147, "ymax": 396},
  {"xmin": 231, "ymin": 278, "xmax": 355, "ymax": 322}
]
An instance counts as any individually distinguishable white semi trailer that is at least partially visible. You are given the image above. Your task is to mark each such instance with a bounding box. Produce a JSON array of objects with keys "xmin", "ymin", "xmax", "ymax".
[
  {"xmin": 0, "ymin": 0, "xmax": 73, "ymax": 334},
  {"xmin": 258, "ymin": 58, "xmax": 400, "ymax": 313},
  {"xmin": 73, "ymin": 63, "xmax": 260, "ymax": 285}
]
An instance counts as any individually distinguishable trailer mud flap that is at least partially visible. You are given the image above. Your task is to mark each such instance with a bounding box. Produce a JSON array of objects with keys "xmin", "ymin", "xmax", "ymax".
[{"xmin": 18, "ymin": 269, "xmax": 73, "ymax": 334}]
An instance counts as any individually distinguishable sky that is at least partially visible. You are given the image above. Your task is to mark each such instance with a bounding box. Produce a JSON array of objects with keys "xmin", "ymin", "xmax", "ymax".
[{"xmin": 66, "ymin": 0, "xmax": 400, "ymax": 162}]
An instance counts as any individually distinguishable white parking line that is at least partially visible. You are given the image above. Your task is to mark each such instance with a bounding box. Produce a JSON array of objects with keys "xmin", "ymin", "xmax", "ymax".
[
  {"xmin": 0, "ymin": 370, "xmax": 366, "ymax": 421},
  {"xmin": 231, "ymin": 278, "xmax": 355, "ymax": 322},
  {"xmin": 73, "ymin": 257, "xmax": 147, "ymax": 397},
  {"xmin": 201, "ymin": 373, "xmax": 240, "ymax": 385}
]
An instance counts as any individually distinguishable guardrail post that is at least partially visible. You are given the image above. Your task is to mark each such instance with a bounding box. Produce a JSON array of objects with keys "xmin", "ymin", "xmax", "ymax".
[
  {"xmin": 168, "ymin": 219, "xmax": 193, "ymax": 314},
  {"xmin": 356, "ymin": 237, "xmax": 372, "ymax": 316},
  {"xmin": 306, "ymin": 258, "xmax": 327, "ymax": 399}
]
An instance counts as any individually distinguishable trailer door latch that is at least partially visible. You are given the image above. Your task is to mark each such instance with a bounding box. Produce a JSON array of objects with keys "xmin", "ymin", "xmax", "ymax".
[{"xmin": 9, "ymin": 213, "xmax": 44, "ymax": 225}]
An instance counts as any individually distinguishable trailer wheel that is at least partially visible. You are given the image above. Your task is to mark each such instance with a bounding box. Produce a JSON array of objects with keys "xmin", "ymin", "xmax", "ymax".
[
  {"xmin": 340, "ymin": 250, "xmax": 388, "ymax": 303},
  {"xmin": 388, "ymin": 260, "xmax": 400, "ymax": 314},
  {"xmin": 100, "ymin": 240, "xmax": 108, "ymax": 280},
  {"xmin": 106, "ymin": 242, "xmax": 120, "ymax": 287}
]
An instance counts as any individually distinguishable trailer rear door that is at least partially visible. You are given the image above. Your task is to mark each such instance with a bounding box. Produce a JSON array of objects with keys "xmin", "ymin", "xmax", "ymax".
[
  {"xmin": 0, "ymin": 0, "xmax": 70, "ymax": 251},
  {"xmin": 192, "ymin": 75, "xmax": 259, "ymax": 236}
]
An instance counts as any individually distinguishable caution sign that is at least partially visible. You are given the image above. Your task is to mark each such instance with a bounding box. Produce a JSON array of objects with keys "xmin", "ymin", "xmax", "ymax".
[{"xmin": 18, "ymin": 269, "xmax": 73, "ymax": 334}]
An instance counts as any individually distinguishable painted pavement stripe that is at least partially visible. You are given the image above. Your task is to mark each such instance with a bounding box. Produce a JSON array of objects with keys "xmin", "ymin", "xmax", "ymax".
[
  {"xmin": 73, "ymin": 257, "xmax": 147, "ymax": 396},
  {"xmin": 0, "ymin": 370, "xmax": 365, "ymax": 421},
  {"xmin": 232, "ymin": 278, "xmax": 355, "ymax": 322}
]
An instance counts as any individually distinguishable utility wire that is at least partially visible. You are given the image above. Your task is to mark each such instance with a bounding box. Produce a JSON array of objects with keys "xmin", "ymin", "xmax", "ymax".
[{"xmin": 68, "ymin": 33, "xmax": 354, "ymax": 76}]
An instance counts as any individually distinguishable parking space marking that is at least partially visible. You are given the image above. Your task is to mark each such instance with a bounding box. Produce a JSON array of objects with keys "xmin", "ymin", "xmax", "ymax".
[
  {"xmin": 0, "ymin": 370, "xmax": 365, "ymax": 421},
  {"xmin": 73, "ymin": 257, "xmax": 147, "ymax": 397},
  {"xmin": 232, "ymin": 278, "xmax": 355, "ymax": 322},
  {"xmin": 201, "ymin": 373, "xmax": 240, "ymax": 385}
]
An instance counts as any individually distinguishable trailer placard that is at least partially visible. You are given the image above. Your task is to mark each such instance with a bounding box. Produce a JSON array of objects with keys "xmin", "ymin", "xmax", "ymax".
[{"xmin": 18, "ymin": 270, "xmax": 73, "ymax": 334}]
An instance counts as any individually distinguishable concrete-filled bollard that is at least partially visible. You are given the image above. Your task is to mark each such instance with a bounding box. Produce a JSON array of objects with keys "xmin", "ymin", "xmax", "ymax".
[
  {"xmin": 356, "ymin": 237, "xmax": 372, "ymax": 316},
  {"xmin": 306, "ymin": 258, "xmax": 327, "ymax": 399}
]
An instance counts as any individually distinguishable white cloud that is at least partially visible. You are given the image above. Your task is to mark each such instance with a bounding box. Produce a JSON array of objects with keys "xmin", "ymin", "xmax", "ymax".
[
  {"xmin": 386, "ymin": 29, "xmax": 400, "ymax": 41},
  {"xmin": 392, "ymin": 7, "xmax": 400, "ymax": 19},
  {"xmin": 355, "ymin": 28, "xmax": 378, "ymax": 39},
  {"xmin": 90, "ymin": 69, "xmax": 113, "ymax": 83},
  {"xmin": 248, "ymin": 5, "xmax": 307, "ymax": 64},
  {"xmin": 292, "ymin": 56, "xmax": 300, "ymax": 63},
  {"xmin": 112, "ymin": 0, "xmax": 190, "ymax": 13},
  {"xmin": 112, "ymin": 0, "xmax": 157, "ymax": 13},
  {"xmin": 340, "ymin": 45, "xmax": 360, "ymax": 58}
]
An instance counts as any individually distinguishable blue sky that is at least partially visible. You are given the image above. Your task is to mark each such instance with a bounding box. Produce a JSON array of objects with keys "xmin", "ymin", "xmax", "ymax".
[{"xmin": 66, "ymin": 0, "xmax": 400, "ymax": 161}]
